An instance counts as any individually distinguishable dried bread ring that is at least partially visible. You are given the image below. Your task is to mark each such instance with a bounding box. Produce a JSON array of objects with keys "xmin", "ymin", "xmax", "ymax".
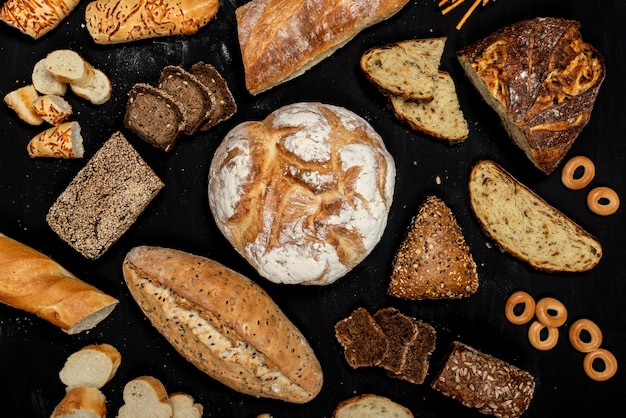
[
  {"xmin": 528, "ymin": 320, "xmax": 558, "ymax": 351},
  {"xmin": 535, "ymin": 297, "xmax": 568, "ymax": 328},
  {"xmin": 561, "ymin": 156, "xmax": 595, "ymax": 190},
  {"xmin": 583, "ymin": 348, "xmax": 618, "ymax": 381},
  {"xmin": 569, "ymin": 319, "xmax": 603, "ymax": 353},
  {"xmin": 505, "ymin": 291, "xmax": 536, "ymax": 325},
  {"xmin": 587, "ymin": 186, "xmax": 620, "ymax": 216}
]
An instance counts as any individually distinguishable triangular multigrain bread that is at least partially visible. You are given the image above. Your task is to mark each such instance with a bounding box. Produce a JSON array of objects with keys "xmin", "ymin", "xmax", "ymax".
[{"xmin": 388, "ymin": 195, "xmax": 478, "ymax": 300}]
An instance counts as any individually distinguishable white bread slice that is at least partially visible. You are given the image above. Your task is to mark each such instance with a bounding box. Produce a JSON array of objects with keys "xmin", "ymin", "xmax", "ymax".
[
  {"xmin": 390, "ymin": 71, "xmax": 468, "ymax": 142},
  {"xmin": 32, "ymin": 58, "xmax": 67, "ymax": 96},
  {"xmin": 32, "ymin": 94, "xmax": 73, "ymax": 125},
  {"xmin": 50, "ymin": 386, "xmax": 106, "ymax": 418},
  {"xmin": 168, "ymin": 393, "xmax": 203, "ymax": 418},
  {"xmin": 333, "ymin": 394, "xmax": 413, "ymax": 418},
  {"xmin": 117, "ymin": 376, "xmax": 173, "ymax": 418},
  {"xmin": 71, "ymin": 69, "xmax": 112, "ymax": 105},
  {"xmin": 59, "ymin": 343, "xmax": 121, "ymax": 389},
  {"xmin": 469, "ymin": 160, "xmax": 603, "ymax": 272},
  {"xmin": 4, "ymin": 85, "xmax": 43, "ymax": 125},
  {"xmin": 27, "ymin": 121, "xmax": 84, "ymax": 159},
  {"xmin": 45, "ymin": 50, "xmax": 95, "ymax": 87},
  {"xmin": 360, "ymin": 37, "xmax": 446, "ymax": 101}
]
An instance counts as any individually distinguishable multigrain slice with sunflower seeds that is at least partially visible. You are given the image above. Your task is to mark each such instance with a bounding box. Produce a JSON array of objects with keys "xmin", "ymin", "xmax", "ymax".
[
  {"xmin": 431, "ymin": 341, "xmax": 535, "ymax": 418},
  {"xmin": 388, "ymin": 195, "xmax": 478, "ymax": 300}
]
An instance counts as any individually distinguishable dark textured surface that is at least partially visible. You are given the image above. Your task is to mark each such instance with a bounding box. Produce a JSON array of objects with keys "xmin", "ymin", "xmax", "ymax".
[{"xmin": 1, "ymin": 1, "xmax": 625, "ymax": 417}]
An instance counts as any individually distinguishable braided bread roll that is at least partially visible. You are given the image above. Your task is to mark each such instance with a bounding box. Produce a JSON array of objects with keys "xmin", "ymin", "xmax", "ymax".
[{"xmin": 208, "ymin": 102, "xmax": 395, "ymax": 285}]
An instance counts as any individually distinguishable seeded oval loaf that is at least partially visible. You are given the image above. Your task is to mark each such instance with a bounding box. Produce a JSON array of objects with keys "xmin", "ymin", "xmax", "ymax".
[
  {"xmin": 468, "ymin": 160, "xmax": 602, "ymax": 272},
  {"xmin": 457, "ymin": 17, "xmax": 605, "ymax": 174},
  {"xmin": 122, "ymin": 246, "xmax": 323, "ymax": 403}
]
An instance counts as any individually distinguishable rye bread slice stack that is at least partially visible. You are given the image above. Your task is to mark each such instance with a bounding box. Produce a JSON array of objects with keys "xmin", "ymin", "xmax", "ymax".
[
  {"xmin": 388, "ymin": 195, "xmax": 478, "ymax": 300},
  {"xmin": 360, "ymin": 37, "xmax": 468, "ymax": 142},
  {"xmin": 124, "ymin": 63, "xmax": 236, "ymax": 151}
]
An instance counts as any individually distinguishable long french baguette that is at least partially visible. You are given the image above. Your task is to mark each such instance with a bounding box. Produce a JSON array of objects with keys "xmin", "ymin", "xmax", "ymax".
[
  {"xmin": 0, "ymin": 233, "xmax": 118, "ymax": 334},
  {"xmin": 122, "ymin": 246, "xmax": 324, "ymax": 403},
  {"xmin": 468, "ymin": 160, "xmax": 602, "ymax": 272},
  {"xmin": 0, "ymin": 0, "xmax": 80, "ymax": 39},
  {"xmin": 85, "ymin": 0, "xmax": 220, "ymax": 44}
]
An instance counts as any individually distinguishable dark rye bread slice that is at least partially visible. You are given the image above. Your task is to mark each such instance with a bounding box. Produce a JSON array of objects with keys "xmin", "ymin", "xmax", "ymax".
[
  {"xmin": 469, "ymin": 160, "xmax": 602, "ymax": 272},
  {"xmin": 334, "ymin": 307, "xmax": 388, "ymax": 369},
  {"xmin": 388, "ymin": 195, "xmax": 478, "ymax": 300},
  {"xmin": 393, "ymin": 317, "xmax": 436, "ymax": 385},
  {"xmin": 431, "ymin": 341, "xmax": 535, "ymax": 418},
  {"xmin": 372, "ymin": 307, "xmax": 417, "ymax": 374},
  {"xmin": 47, "ymin": 132, "xmax": 164, "ymax": 259},
  {"xmin": 158, "ymin": 65, "xmax": 213, "ymax": 135},
  {"xmin": 190, "ymin": 62, "xmax": 237, "ymax": 130},
  {"xmin": 124, "ymin": 83, "xmax": 186, "ymax": 152}
]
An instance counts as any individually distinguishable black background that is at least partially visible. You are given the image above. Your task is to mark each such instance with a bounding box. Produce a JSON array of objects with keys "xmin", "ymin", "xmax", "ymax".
[{"xmin": 1, "ymin": 0, "xmax": 625, "ymax": 417}]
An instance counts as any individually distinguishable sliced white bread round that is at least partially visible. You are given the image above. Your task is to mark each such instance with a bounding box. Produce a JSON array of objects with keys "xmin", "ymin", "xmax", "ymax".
[
  {"xmin": 332, "ymin": 394, "xmax": 414, "ymax": 418},
  {"xmin": 50, "ymin": 386, "xmax": 106, "ymax": 418},
  {"xmin": 32, "ymin": 58, "xmax": 67, "ymax": 96},
  {"xmin": 71, "ymin": 68, "xmax": 112, "ymax": 105},
  {"xmin": 168, "ymin": 393, "xmax": 203, "ymax": 418},
  {"xmin": 32, "ymin": 94, "xmax": 73, "ymax": 125},
  {"xmin": 117, "ymin": 376, "xmax": 173, "ymax": 418},
  {"xmin": 3, "ymin": 85, "xmax": 43, "ymax": 125},
  {"xmin": 45, "ymin": 50, "xmax": 95, "ymax": 87},
  {"xmin": 59, "ymin": 343, "xmax": 121, "ymax": 389},
  {"xmin": 27, "ymin": 121, "xmax": 84, "ymax": 159}
]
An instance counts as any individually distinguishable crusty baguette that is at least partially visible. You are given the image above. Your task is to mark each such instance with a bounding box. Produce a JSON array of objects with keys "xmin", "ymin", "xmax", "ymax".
[
  {"xmin": 122, "ymin": 246, "xmax": 323, "ymax": 403},
  {"xmin": 117, "ymin": 376, "xmax": 173, "ymax": 418},
  {"xmin": 27, "ymin": 121, "xmax": 84, "ymax": 159},
  {"xmin": 45, "ymin": 50, "xmax": 95, "ymax": 88},
  {"xmin": 32, "ymin": 94, "xmax": 73, "ymax": 125},
  {"xmin": 0, "ymin": 0, "xmax": 80, "ymax": 39},
  {"xmin": 4, "ymin": 85, "xmax": 43, "ymax": 126},
  {"xmin": 59, "ymin": 343, "xmax": 122, "ymax": 389},
  {"xmin": 168, "ymin": 393, "xmax": 203, "ymax": 418},
  {"xmin": 50, "ymin": 386, "xmax": 107, "ymax": 418},
  {"xmin": 70, "ymin": 68, "xmax": 112, "ymax": 105},
  {"xmin": 0, "ymin": 233, "xmax": 118, "ymax": 334},
  {"xmin": 468, "ymin": 160, "xmax": 602, "ymax": 272},
  {"xmin": 236, "ymin": 0, "xmax": 410, "ymax": 94},
  {"xmin": 32, "ymin": 58, "xmax": 67, "ymax": 96},
  {"xmin": 85, "ymin": 0, "xmax": 219, "ymax": 44}
]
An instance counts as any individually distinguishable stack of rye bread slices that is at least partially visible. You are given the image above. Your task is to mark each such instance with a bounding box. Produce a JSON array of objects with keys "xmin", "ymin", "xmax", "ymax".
[
  {"xmin": 360, "ymin": 37, "xmax": 468, "ymax": 142},
  {"xmin": 124, "ymin": 62, "xmax": 236, "ymax": 152}
]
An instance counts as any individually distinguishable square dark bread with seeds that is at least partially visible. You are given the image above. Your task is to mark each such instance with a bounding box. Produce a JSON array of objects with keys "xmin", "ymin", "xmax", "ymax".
[
  {"xmin": 190, "ymin": 62, "xmax": 237, "ymax": 130},
  {"xmin": 123, "ymin": 83, "xmax": 186, "ymax": 152},
  {"xmin": 431, "ymin": 341, "xmax": 535, "ymax": 418},
  {"xmin": 388, "ymin": 195, "xmax": 478, "ymax": 300},
  {"xmin": 47, "ymin": 132, "xmax": 164, "ymax": 259},
  {"xmin": 334, "ymin": 307, "xmax": 389, "ymax": 369}
]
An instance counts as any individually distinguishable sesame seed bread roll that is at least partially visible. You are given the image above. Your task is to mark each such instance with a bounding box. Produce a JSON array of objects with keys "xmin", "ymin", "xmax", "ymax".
[{"xmin": 122, "ymin": 246, "xmax": 324, "ymax": 403}]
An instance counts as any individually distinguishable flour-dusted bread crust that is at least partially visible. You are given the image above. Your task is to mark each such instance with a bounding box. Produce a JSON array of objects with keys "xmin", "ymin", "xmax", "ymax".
[
  {"xmin": 85, "ymin": 0, "xmax": 219, "ymax": 44},
  {"xmin": 0, "ymin": 0, "xmax": 80, "ymax": 39},
  {"xmin": 59, "ymin": 343, "xmax": 122, "ymax": 389},
  {"xmin": 50, "ymin": 386, "xmax": 107, "ymax": 418},
  {"xmin": 236, "ymin": 0, "xmax": 410, "ymax": 94},
  {"xmin": 208, "ymin": 102, "xmax": 395, "ymax": 285},
  {"xmin": 469, "ymin": 160, "xmax": 602, "ymax": 272},
  {"xmin": 333, "ymin": 394, "xmax": 414, "ymax": 418},
  {"xmin": 388, "ymin": 195, "xmax": 478, "ymax": 300},
  {"xmin": 0, "ymin": 233, "xmax": 118, "ymax": 334},
  {"xmin": 122, "ymin": 246, "xmax": 324, "ymax": 404},
  {"xmin": 457, "ymin": 17, "xmax": 605, "ymax": 174}
]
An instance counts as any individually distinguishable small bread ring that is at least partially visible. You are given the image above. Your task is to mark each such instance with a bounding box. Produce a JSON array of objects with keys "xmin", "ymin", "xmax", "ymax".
[
  {"xmin": 528, "ymin": 320, "xmax": 559, "ymax": 351},
  {"xmin": 569, "ymin": 319, "xmax": 603, "ymax": 353},
  {"xmin": 583, "ymin": 348, "xmax": 618, "ymax": 381},
  {"xmin": 535, "ymin": 297, "xmax": 568, "ymax": 328},
  {"xmin": 587, "ymin": 186, "xmax": 620, "ymax": 216},
  {"xmin": 561, "ymin": 156, "xmax": 595, "ymax": 190},
  {"xmin": 505, "ymin": 291, "xmax": 536, "ymax": 325}
]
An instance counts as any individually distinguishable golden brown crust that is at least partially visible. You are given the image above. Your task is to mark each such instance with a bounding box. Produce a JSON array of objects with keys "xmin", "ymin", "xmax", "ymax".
[
  {"xmin": 51, "ymin": 387, "xmax": 107, "ymax": 418},
  {"xmin": 0, "ymin": 0, "xmax": 80, "ymax": 39},
  {"xmin": 236, "ymin": 0, "xmax": 410, "ymax": 94},
  {"xmin": 457, "ymin": 17, "xmax": 605, "ymax": 174},
  {"xmin": 122, "ymin": 246, "xmax": 323, "ymax": 403},
  {"xmin": 0, "ymin": 233, "xmax": 118, "ymax": 334}
]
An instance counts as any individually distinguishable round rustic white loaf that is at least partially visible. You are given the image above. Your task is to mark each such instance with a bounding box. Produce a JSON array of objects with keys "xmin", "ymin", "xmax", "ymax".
[{"xmin": 208, "ymin": 102, "xmax": 395, "ymax": 285}]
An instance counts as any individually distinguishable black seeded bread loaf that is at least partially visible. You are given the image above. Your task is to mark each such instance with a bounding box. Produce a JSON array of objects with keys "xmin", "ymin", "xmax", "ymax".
[
  {"xmin": 468, "ymin": 160, "xmax": 602, "ymax": 272},
  {"xmin": 122, "ymin": 246, "xmax": 323, "ymax": 404}
]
